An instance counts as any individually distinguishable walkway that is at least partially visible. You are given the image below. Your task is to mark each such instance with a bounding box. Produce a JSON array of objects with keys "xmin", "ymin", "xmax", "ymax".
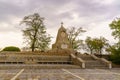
[{"xmin": 0, "ymin": 68, "xmax": 120, "ymax": 80}]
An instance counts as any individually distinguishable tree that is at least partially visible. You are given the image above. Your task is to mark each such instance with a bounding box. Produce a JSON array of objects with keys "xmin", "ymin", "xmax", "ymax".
[
  {"xmin": 109, "ymin": 18, "xmax": 120, "ymax": 64},
  {"xmin": 67, "ymin": 27, "xmax": 86, "ymax": 50},
  {"xmin": 21, "ymin": 13, "xmax": 51, "ymax": 52},
  {"xmin": 85, "ymin": 37, "xmax": 95, "ymax": 54},
  {"xmin": 93, "ymin": 37, "xmax": 108, "ymax": 54},
  {"xmin": 107, "ymin": 44, "xmax": 120, "ymax": 64},
  {"xmin": 85, "ymin": 37, "xmax": 108, "ymax": 54},
  {"xmin": 109, "ymin": 18, "xmax": 120, "ymax": 44}
]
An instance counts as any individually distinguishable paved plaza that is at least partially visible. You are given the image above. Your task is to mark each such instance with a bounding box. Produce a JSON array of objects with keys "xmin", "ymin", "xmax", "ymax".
[{"xmin": 0, "ymin": 68, "xmax": 120, "ymax": 80}]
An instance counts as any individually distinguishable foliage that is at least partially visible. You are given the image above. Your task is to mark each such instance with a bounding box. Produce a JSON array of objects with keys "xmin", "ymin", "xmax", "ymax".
[
  {"xmin": 109, "ymin": 18, "xmax": 120, "ymax": 64},
  {"xmin": 94, "ymin": 37, "xmax": 108, "ymax": 54},
  {"xmin": 108, "ymin": 45, "xmax": 120, "ymax": 64},
  {"xmin": 2, "ymin": 46, "xmax": 21, "ymax": 52},
  {"xmin": 20, "ymin": 13, "xmax": 51, "ymax": 52},
  {"xmin": 85, "ymin": 37, "xmax": 95, "ymax": 54},
  {"xmin": 67, "ymin": 27, "xmax": 86, "ymax": 50},
  {"xmin": 85, "ymin": 36, "xmax": 108, "ymax": 54},
  {"xmin": 109, "ymin": 18, "xmax": 120, "ymax": 43}
]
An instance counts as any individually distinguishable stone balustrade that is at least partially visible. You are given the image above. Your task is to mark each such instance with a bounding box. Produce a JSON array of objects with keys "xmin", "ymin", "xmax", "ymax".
[
  {"xmin": 89, "ymin": 54, "xmax": 99, "ymax": 60},
  {"xmin": 90, "ymin": 54, "xmax": 112, "ymax": 69},
  {"xmin": 76, "ymin": 57, "xmax": 85, "ymax": 68},
  {"xmin": 70, "ymin": 54, "xmax": 85, "ymax": 68},
  {"xmin": 100, "ymin": 58, "xmax": 112, "ymax": 69}
]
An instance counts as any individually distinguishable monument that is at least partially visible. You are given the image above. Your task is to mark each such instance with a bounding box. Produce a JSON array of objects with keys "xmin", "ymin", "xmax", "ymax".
[
  {"xmin": 52, "ymin": 22, "xmax": 72, "ymax": 50},
  {"xmin": 0, "ymin": 22, "xmax": 112, "ymax": 70}
]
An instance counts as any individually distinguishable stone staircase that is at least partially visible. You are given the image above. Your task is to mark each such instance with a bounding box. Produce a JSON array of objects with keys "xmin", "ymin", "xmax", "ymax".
[
  {"xmin": 0, "ymin": 55, "xmax": 81, "ymax": 69},
  {"xmin": 0, "ymin": 52, "xmax": 111, "ymax": 69},
  {"xmin": 78, "ymin": 54, "xmax": 107, "ymax": 68}
]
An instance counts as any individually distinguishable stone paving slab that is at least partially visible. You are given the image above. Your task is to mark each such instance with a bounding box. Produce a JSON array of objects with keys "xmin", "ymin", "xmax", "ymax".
[{"xmin": 0, "ymin": 68, "xmax": 120, "ymax": 80}]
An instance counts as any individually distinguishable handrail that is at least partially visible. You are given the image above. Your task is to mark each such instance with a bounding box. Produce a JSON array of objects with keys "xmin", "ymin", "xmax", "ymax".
[
  {"xmin": 100, "ymin": 58, "xmax": 110, "ymax": 64},
  {"xmin": 100, "ymin": 58, "xmax": 112, "ymax": 69},
  {"xmin": 77, "ymin": 57, "xmax": 85, "ymax": 63},
  {"xmin": 76, "ymin": 57, "xmax": 85, "ymax": 68},
  {"xmin": 70, "ymin": 54, "xmax": 85, "ymax": 68},
  {"xmin": 89, "ymin": 54, "xmax": 99, "ymax": 60},
  {"xmin": 70, "ymin": 54, "xmax": 76, "ymax": 58}
]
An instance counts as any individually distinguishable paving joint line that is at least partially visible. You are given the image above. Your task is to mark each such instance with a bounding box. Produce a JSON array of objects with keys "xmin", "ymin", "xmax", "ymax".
[
  {"xmin": 10, "ymin": 69, "xmax": 24, "ymax": 80},
  {"xmin": 62, "ymin": 69, "xmax": 85, "ymax": 80}
]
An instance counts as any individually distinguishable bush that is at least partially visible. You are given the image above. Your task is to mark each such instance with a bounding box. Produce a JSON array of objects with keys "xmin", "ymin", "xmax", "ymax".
[
  {"xmin": 109, "ymin": 47, "xmax": 120, "ymax": 64},
  {"xmin": 2, "ymin": 46, "xmax": 21, "ymax": 52}
]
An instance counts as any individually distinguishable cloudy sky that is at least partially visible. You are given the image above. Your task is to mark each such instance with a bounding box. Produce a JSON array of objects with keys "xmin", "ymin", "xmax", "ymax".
[{"xmin": 0, "ymin": 0, "xmax": 120, "ymax": 49}]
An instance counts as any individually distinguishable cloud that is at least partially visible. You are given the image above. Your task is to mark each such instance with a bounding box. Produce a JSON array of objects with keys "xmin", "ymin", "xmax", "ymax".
[{"xmin": 0, "ymin": 0, "xmax": 120, "ymax": 48}]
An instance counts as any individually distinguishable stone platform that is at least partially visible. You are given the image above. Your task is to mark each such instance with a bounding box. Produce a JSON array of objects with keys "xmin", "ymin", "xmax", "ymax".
[
  {"xmin": 0, "ymin": 51, "xmax": 112, "ymax": 69},
  {"xmin": 0, "ymin": 64, "xmax": 80, "ymax": 69}
]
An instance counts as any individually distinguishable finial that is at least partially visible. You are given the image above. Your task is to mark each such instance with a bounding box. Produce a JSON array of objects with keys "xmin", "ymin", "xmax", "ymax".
[{"xmin": 61, "ymin": 22, "xmax": 63, "ymax": 26}]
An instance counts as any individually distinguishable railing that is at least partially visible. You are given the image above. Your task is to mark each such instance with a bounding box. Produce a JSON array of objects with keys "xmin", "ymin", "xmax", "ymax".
[
  {"xmin": 76, "ymin": 57, "xmax": 85, "ymax": 68},
  {"xmin": 90, "ymin": 54, "xmax": 112, "ymax": 69},
  {"xmin": 89, "ymin": 54, "xmax": 99, "ymax": 60},
  {"xmin": 100, "ymin": 58, "xmax": 112, "ymax": 69},
  {"xmin": 70, "ymin": 54, "xmax": 85, "ymax": 68}
]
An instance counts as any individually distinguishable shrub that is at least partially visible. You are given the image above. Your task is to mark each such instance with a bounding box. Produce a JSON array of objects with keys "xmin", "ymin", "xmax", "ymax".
[
  {"xmin": 2, "ymin": 46, "xmax": 21, "ymax": 52},
  {"xmin": 109, "ymin": 47, "xmax": 120, "ymax": 64}
]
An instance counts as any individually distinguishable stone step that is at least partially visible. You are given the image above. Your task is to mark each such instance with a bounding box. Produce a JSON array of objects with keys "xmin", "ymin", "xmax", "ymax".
[
  {"xmin": 81, "ymin": 57, "xmax": 94, "ymax": 60},
  {"xmin": 0, "ymin": 64, "xmax": 81, "ymax": 69},
  {"xmin": 86, "ymin": 63, "xmax": 106, "ymax": 67},
  {"xmin": 86, "ymin": 60, "xmax": 102, "ymax": 65},
  {"xmin": 0, "ymin": 61, "xmax": 72, "ymax": 65},
  {"xmin": 37, "ymin": 61, "xmax": 72, "ymax": 64},
  {"xmin": 85, "ymin": 60, "xmax": 107, "ymax": 68},
  {"xmin": 78, "ymin": 55, "xmax": 95, "ymax": 60},
  {"xmin": 77, "ymin": 54, "xmax": 108, "ymax": 68},
  {"xmin": 5, "ymin": 57, "xmax": 70, "ymax": 62},
  {"xmin": 86, "ymin": 66, "xmax": 108, "ymax": 69}
]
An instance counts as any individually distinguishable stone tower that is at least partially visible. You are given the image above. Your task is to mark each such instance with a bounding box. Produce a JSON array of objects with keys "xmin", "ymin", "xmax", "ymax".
[{"xmin": 52, "ymin": 22, "xmax": 72, "ymax": 49}]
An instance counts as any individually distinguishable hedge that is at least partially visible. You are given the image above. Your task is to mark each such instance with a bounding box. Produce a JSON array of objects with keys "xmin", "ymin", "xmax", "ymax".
[{"xmin": 2, "ymin": 46, "xmax": 21, "ymax": 52}]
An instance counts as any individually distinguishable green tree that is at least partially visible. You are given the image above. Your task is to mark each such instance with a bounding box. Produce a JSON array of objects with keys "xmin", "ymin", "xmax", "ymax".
[
  {"xmin": 109, "ymin": 18, "xmax": 120, "ymax": 43},
  {"xmin": 85, "ymin": 37, "xmax": 95, "ymax": 54},
  {"xmin": 21, "ymin": 13, "xmax": 51, "ymax": 52},
  {"xmin": 85, "ymin": 37, "xmax": 108, "ymax": 54},
  {"xmin": 107, "ymin": 44, "xmax": 120, "ymax": 64},
  {"xmin": 67, "ymin": 27, "xmax": 86, "ymax": 50},
  {"xmin": 108, "ymin": 18, "xmax": 120, "ymax": 64},
  {"xmin": 94, "ymin": 37, "xmax": 108, "ymax": 54}
]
